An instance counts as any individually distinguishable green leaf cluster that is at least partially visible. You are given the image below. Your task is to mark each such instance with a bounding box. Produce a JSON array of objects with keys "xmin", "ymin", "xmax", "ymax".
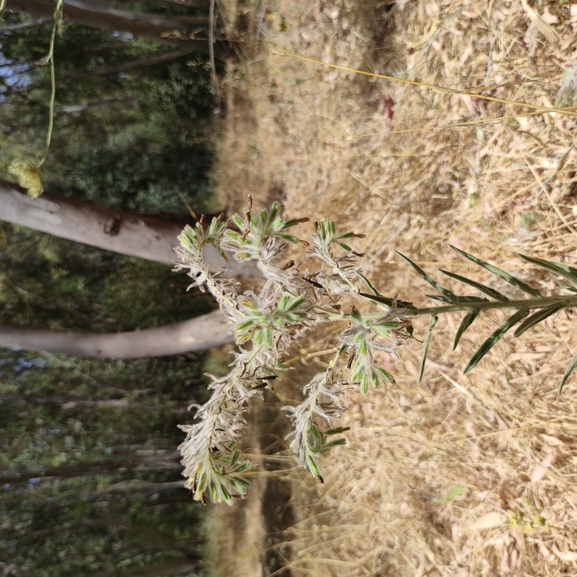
[{"xmin": 363, "ymin": 247, "xmax": 577, "ymax": 394}]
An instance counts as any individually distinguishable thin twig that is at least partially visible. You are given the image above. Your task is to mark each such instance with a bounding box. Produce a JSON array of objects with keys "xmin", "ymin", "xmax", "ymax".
[{"xmin": 275, "ymin": 51, "xmax": 577, "ymax": 118}]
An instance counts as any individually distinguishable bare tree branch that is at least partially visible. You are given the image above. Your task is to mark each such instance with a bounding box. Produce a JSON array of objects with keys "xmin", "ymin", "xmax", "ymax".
[
  {"xmin": 0, "ymin": 180, "xmax": 261, "ymax": 280},
  {"xmin": 7, "ymin": 0, "xmax": 232, "ymax": 55},
  {"xmin": 0, "ymin": 310, "xmax": 234, "ymax": 358}
]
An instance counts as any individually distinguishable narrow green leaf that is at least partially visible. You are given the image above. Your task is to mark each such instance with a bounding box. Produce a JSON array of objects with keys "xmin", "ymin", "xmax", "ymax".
[
  {"xmin": 229, "ymin": 479, "xmax": 249, "ymax": 493},
  {"xmin": 453, "ymin": 309, "xmax": 479, "ymax": 350},
  {"xmin": 230, "ymin": 450, "xmax": 240, "ymax": 467},
  {"xmin": 464, "ymin": 309, "xmax": 529, "ymax": 374},
  {"xmin": 232, "ymin": 214, "xmax": 245, "ymax": 229},
  {"xmin": 419, "ymin": 315, "xmax": 438, "ymax": 383},
  {"xmin": 269, "ymin": 202, "xmax": 280, "ymax": 222},
  {"xmin": 283, "ymin": 217, "xmax": 305, "ymax": 228},
  {"xmin": 325, "ymin": 438, "xmax": 346, "ymax": 449},
  {"xmin": 310, "ymin": 424, "xmax": 323, "ymax": 441},
  {"xmin": 230, "ymin": 476, "xmax": 250, "ymax": 487},
  {"xmin": 220, "ymin": 484, "xmax": 232, "ymax": 502},
  {"xmin": 288, "ymin": 296, "xmax": 305, "ymax": 311},
  {"xmin": 306, "ymin": 454, "xmax": 324, "ymax": 483},
  {"xmin": 278, "ymin": 233, "xmax": 300, "ymax": 243},
  {"xmin": 514, "ymin": 303, "xmax": 565, "ymax": 337},
  {"xmin": 519, "ymin": 253, "xmax": 577, "ymax": 287},
  {"xmin": 373, "ymin": 325, "xmax": 391, "ymax": 337},
  {"xmin": 559, "ymin": 352, "xmax": 577, "ymax": 395},
  {"xmin": 356, "ymin": 272, "xmax": 381, "ymax": 296},
  {"xmin": 396, "ymin": 252, "xmax": 458, "ymax": 302},
  {"xmin": 351, "ymin": 361, "xmax": 364, "ymax": 382},
  {"xmin": 359, "ymin": 292, "xmax": 417, "ymax": 313},
  {"xmin": 336, "ymin": 344, "xmax": 348, "ymax": 358},
  {"xmin": 360, "ymin": 374, "xmax": 368, "ymax": 394},
  {"xmin": 337, "ymin": 242, "xmax": 352, "ymax": 252},
  {"xmin": 440, "ymin": 269, "xmax": 509, "ymax": 302},
  {"xmin": 235, "ymin": 319, "xmax": 255, "ymax": 331},
  {"xmin": 326, "ymin": 427, "xmax": 348, "ymax": 435},
  {"xmin": 374, "ymin": 366, "xmax": 395, "ymax": 383},
  {"xmin": 451, "ymin": 246, "xmax": 542, "ymax": 297},
  {"xmin": 278, "ymin": 295, "xmax": 290, "ymax": 311}
]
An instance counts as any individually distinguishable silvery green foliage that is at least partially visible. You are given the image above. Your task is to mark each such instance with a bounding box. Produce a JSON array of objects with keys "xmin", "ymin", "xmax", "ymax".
[
  {"xmin": 174, "ymin": 202, "xmax": 408, "ymax": 504},
  {"xmin": 173, "ymin": 203, "xmax": 577, "ymax": 505}
]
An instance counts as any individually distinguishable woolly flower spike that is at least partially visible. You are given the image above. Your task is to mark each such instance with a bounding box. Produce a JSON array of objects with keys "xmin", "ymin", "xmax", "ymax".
[
  {"xmin": 338, "ymin": 307, "xmax": 404, "ymax": 393},
  {"xmin": 284, "ymin": 370, "xmax": 352, "ymax": 482},
  {"xmin": 175, "ymin": 202, "xmax": 410, "ymax": 504},
  {"xmin": 308, "ymin": 219, "xmax": 365, "ymax": 294},
  {"xmin": 221, "ymin": 201, "xmax": 307, "ymax": 262}
]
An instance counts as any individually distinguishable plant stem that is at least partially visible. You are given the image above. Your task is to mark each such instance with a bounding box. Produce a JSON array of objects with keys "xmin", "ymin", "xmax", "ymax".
[{"xmin": 410, "ymin": 294, "xmax": 577, "ymax": 317}]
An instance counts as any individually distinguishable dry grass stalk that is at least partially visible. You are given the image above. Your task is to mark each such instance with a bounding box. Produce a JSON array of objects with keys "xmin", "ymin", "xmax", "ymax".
[{"xmin": 210, "ymin": 0, "xmax": 577, "ymax": 574}]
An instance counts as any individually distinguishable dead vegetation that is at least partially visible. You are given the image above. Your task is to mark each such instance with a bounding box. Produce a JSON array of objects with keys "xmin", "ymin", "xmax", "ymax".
[{"xmin": 209, "ymin": 0, "xmax": 577, "ymax": 574}]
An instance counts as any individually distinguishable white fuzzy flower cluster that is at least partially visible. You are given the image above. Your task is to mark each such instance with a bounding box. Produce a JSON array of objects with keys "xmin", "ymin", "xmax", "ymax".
[{"xmin": 174, "ymin": 201, "xmax": 409, "ymax": 504}]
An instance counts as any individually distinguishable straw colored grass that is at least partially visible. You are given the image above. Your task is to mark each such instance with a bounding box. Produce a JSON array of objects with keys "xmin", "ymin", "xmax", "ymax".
[{"xmin": 210, "ymin": 0, "xmax": 577, "ymax": 574}]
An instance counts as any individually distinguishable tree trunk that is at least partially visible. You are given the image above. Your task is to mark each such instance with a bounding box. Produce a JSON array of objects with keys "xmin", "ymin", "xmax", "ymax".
[
  {"xmin": 7, "ymin": 0, "xmax": 230, "ymax": 56},
  {"xmin": 0, "ymin": 180, "xmax": 261, "ymax": 280},
  {"xmin": 0, "ymin": 310, "xmax": 234, "ymax": 358}
]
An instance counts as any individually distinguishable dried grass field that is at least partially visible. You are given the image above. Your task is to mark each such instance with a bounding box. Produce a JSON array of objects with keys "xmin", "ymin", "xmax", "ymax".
[{"xmin": 207, "ymin": 0, "xmax": 577, "ymax": 575}]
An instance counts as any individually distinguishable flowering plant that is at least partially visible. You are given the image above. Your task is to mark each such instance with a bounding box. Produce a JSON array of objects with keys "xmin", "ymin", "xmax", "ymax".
[
  {"xmin": 175, "ymin": 200, "xmax": 577, "ymax": 504},
  {"xmin": 174, "ymin": 200, "xmax": 408, "ymax": 504}
]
